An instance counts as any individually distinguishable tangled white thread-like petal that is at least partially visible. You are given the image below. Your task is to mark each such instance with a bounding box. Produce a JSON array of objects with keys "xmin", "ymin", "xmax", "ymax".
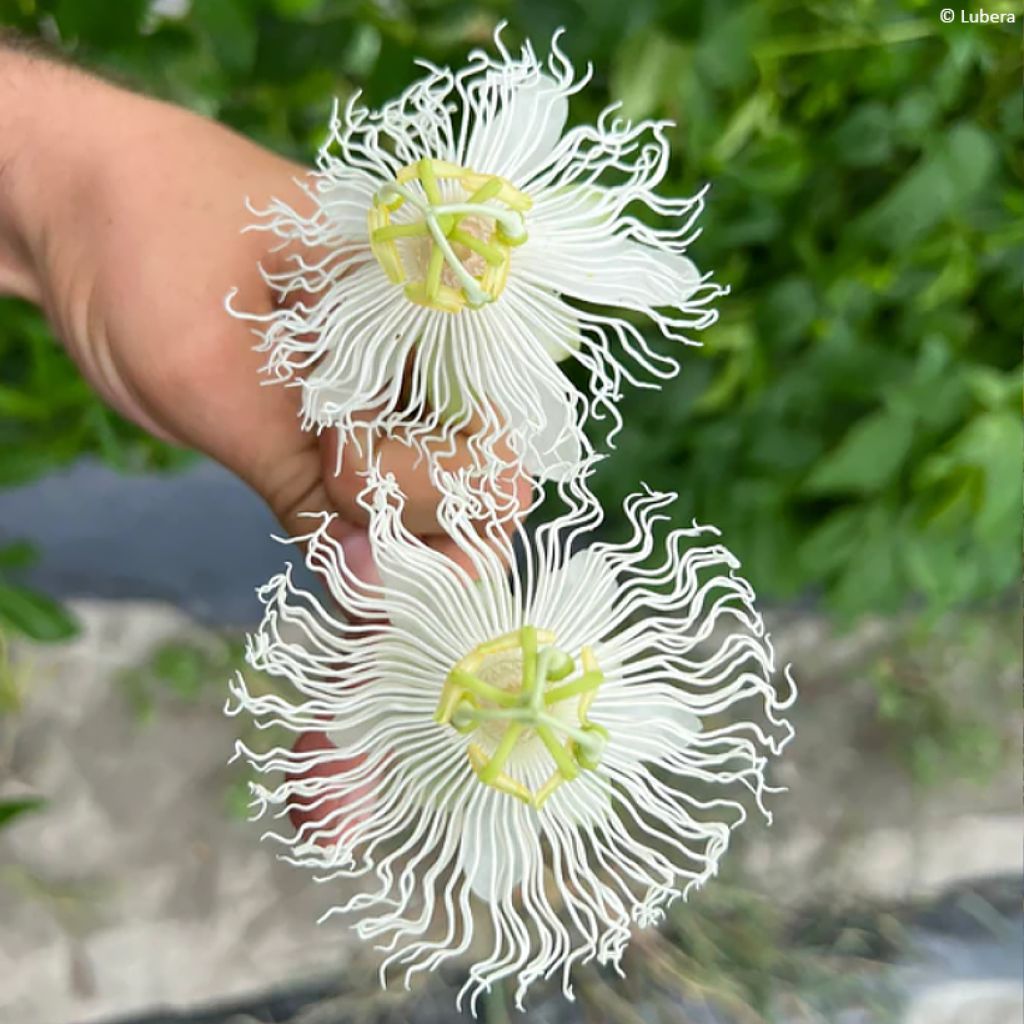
[
  {"xmin": 227, "ymin": 471, "xmax": 794, "ymax": 1011},
  {"xmin": 227, "ymin": 26, "xmax": 726, "ymax": 494}
]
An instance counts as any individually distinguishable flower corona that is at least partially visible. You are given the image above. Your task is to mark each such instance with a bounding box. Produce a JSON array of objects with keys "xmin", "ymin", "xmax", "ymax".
[
  {"xmin": 228, "ymin": 471, "xmax": 795, "ymax": 1010},
  {"xmin": 369, "ymin": 158, "xmax": 530, "ymax": 313},
  {"xmin": 436, "ymin": 624, "xmax": 609, "ymax": 809},
  {"xmin": 227, "ymin": 25, "xmax": 795, "ymax": 1014},
  {"xmin": 229, "ymin": 27, "xmax": 724, "ymax": 488}
]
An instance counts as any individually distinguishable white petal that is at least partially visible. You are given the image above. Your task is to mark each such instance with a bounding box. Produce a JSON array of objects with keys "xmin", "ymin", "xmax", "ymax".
[
  {"xmin": 459, "ymin": 792, "xmax": 536, "ymax": 902},
  {"xmin": 546, "ymin": 775, "xmax": 613, "ymax": 830},
  {"xmin": 616, "ymin": 697, "xmax": 702, "ymax": 736},
  {"xmin": 464, "ymin": 75, "xmax": 568, "ymax": 183},
  {"xmin": 327, "ymin": 709, "xmax": 387, "ymax": 752},
  {"xmin": 302, "ymin": 370, "xmax": 363, "ymax": 424},
  {"xmin": 522, "ymin": 285, "xmax": 583, "ymax": 363},
  {"xmin": 518, "ymin": 372, "xmax": 583, "ymax": 480},
  {"xmin": 379, "ymin": 565, "xmax": 513, "ymax": 662},
  {"xmin": 365, "ymin": 480, "xmax": 517, "ymax": 657},
  {"xmin": 298, "ymin": 273, "xmax": 422, "ymax": 429},
  {"xmin": 444, "ymin": 295, "xmax": 590, "ymax": 483},
  {"xmin": 523, "ymin": 230, "xmax": 703, "ymax": 310},
  {"xmin": 530, "ymin": 548, "xmax": 619, "ymax": 649},
  {"xmin": 316, "ymin": 168, "xmax": 380, "ymax": 241},
  {"xmin": 599, "ymin": 692, "xmax": 702, "ymax": 766}
]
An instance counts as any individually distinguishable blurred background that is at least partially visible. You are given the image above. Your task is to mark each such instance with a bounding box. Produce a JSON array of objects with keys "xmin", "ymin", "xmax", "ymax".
[{"xmin": 0, "ymin": 2, "xmax": 1019, "ymax": 1023}]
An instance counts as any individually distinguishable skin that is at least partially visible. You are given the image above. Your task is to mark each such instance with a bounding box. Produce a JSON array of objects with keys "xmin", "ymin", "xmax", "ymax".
[{"xmin": 0, "ymin": 44, "xmax": 528, "ymax": 835}]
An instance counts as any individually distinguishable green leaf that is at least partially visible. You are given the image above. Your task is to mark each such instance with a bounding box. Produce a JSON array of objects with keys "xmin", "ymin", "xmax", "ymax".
[
  {"xmin": 852, "ymin": 122, "xmax": 997, "ymax": 248},
  {"xmin": 0, "ymin": 541, "xmax": 38, "ymax": 572},
  {"xmin": 829, "ymin": 507, "xmax": 904, "ymax": 617},
  {"xmin": 694, "ymin": 6, "xmax": 761, "ymax": 92},
  {"xmin": 757, "ymin": 277, "xmax": 817, "ymax": 350},
  {"xmin": 0, "ymin": 446, "xmax": 70, "ymax": 487},
  {"xmin": 725, "ymin": 131, "xmax": 808, "ymax": 196},
  {"xmin": 711, "ymin": 92, "xmax": 774, "ymax": 165},
  {"xmin": 0, "ymin": 584, "xmax": 79, "ymax": 643},
  {"xmin": 152, "ymin": 642, "xmax": 209, "ymax": 700},
  {"xmin": 798, "ymin": 508, "xmax": 865, "ymax": 577},
  {"xmin": 0, "ymin": 796, "xmax": 46, "ymax": 831},
  {"xmin": 964, "ymin": 366, "xmax": 1019, "ymax": 411},
  {"xmin": 947, "ymin": 411, "xmax": 1019, "ymax": 541},
  {"xmin": 192, "ymin": 0, "xmax": 259, "ymax": 77},
  {"xmin": 831, "ymin": 102, "xmax": 894, "ymax": 168},
  {"xmin": 54, "ymin": 0, "xmax": 148, "ymax": 45},
  {"xmin": 804, "ymin": 410, "xmax": 915, "ymax": 495},
  {"xmin": 902, "ymin": 534, "xmax": 978, "ymax": 608},
  {"xmin": 917, "ymin": 407, "xmax": 1019, "ymax": 542},
  {"xmin": 270, "ymin": 0, "xmax": 325, "ymax": 15},
  {"xmin": 611, "ymin": 32, "xmax": 688, "ymax": 121},
  {"xmin": 0, "ymin": 384, "xmax": 48, "ymax": 421}
]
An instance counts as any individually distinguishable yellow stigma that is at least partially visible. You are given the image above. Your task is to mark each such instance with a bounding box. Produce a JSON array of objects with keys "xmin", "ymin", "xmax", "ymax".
[
  {"xmin": 368, "ymin": 158, "xmax": 531, "ymax": 314},
  {"xmin": 435, "ymin": 626, "xmax": 607, "ymax": 809}
]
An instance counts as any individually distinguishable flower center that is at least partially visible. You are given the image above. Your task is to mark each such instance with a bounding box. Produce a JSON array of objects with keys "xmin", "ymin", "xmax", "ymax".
[
  {"xmin": 434, "ymin": 626, "xmax": 607, "ymax": 809},
  {"xmin": 368, "ymin": 158, "xmax": 531, "ymax": 314}
]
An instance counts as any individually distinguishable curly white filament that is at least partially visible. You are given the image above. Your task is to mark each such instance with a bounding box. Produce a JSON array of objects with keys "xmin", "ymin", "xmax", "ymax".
[
  {"xmin": 226, "ymin": 473, "xmax": 795, "ymax": 1012},
  {"xmin": 227, "ymin": 26, "xmax": 726, "ymax": 488}
]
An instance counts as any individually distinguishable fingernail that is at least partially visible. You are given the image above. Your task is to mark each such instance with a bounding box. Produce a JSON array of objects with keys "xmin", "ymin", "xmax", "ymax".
[{"xmin": 336, "ymin": 529, "xmax": 381, "ymax": 588}]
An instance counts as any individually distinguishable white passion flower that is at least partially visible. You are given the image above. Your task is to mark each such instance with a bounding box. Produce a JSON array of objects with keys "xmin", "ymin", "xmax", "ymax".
[
  {"xmin": 229, "ymin": 28, "xmax": 724, "ymax": 488},
  {"xmin": 227, "ymin": 473, "xmax": 795, "ymax": 1012}
]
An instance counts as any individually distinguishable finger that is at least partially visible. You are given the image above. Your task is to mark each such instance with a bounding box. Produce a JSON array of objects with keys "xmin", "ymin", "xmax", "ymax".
[
  {"xmin": 320, "ymin": 427, "xmax": 532, "ymax": 536},
  {"xmin": 423, "ymin": 533, "xmax": 487, "ymax": 579},
  {"xmin": 286, "ymin": 730, "xmax": 375, "ymax": 846}
]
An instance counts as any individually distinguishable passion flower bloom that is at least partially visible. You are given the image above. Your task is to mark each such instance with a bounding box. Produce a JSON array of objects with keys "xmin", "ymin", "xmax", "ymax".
[
  {"xmin": 230, "ymin": 28, "xmax": 723, "ymax": 486},
  {"xmin": 227, "ymin": 473, "xmax": 794, "ymax": 1011}
]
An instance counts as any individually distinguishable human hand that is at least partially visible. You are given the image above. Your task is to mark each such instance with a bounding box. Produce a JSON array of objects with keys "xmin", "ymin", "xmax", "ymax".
[
  {"xmin": 0, "ymin": 47, "xmax": 529, "ymax": 838},
  {"xmin": 0, "ymin": 49, "xmax": 526, "ymax": 579}
]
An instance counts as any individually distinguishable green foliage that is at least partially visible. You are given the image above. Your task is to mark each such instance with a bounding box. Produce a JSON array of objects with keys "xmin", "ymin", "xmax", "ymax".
[
  {"xmin": 118, "ymin": 636, "xmax": 242, "ymax": 719},
  {"xmin": 595, "ymin": 4, "xmax": 1020, "ymax": 618},
  {"xmin": 0, "ymin": 292, "xmax": 190, "ymax": 641},
  {"xmin": 869, "ymin": 611, "xmax": 1017, "ymax": 787},
  {"xmin": 566, "ymin": 882, "xmax": 902, "ymax": 1022},
  {"xmin": 116, "ymin": 633, "xmax": 289, "ymax": 818},
  {"xmin": 0, "ymin": 629, "xmax": 24, "ymax": 714},
  {"xmin": 0, "ymin": 795, "xmax": 46, "ymax": 831},
  {"xmin": 0, "ymin": 0, "xmax": 1019, "ymax": 620},
  {"xmin": 0, "ymin": 579, "xmax": 77, "ymax": 641},
  {"xmin": 0, "ymin": 540, "xmax": 78, "ymax": 640},
  {"xmin": 0, "ymin": 298, "xmax": 190, "ymax": 484},
  {"xmin": 0, "ymin": 632, "xmax": 46, "ymax": 834}
]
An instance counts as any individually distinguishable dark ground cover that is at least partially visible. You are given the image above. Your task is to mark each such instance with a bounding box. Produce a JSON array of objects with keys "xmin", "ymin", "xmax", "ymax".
[{"xmin": 103, "ymin": 876, "xmax": 1022, "ymax": 1024}]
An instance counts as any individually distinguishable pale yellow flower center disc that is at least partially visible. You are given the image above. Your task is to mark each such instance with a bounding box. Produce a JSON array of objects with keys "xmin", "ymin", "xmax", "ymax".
[
  {"xmin": 368, "ymin": 158, "xmax": 532, "ymax": 314},
  {"xmin": 434, "ymin": 625, "xmax": 607, "ymax": 809}
]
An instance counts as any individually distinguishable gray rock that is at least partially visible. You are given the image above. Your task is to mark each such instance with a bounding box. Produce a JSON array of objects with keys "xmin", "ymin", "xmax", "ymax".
[
  {"xmin": 0, "ymin": 601, "xmax": 362, "ymax": 1024},
  {"xmin": 903, "ymin": 981, "xmax": 1023, "ymax": 1024},
  {"xmin": 0, "ymin": 600, "xmax": 1020, "ymax": 1024}
]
